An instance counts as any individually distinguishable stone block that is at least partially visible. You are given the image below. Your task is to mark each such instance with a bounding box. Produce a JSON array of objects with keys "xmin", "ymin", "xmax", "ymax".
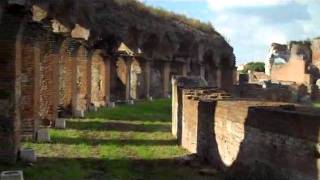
[
  {"xmin": 8, "ymin": 0, "xmax": 25, "ymax": 6},
  {"xmin": 108, "ymin": 102, "xmax": 116, "ymax": 108},
  {"xmin": 55, "ymin": 119, "xmax": 66, "ymax": 129},
  {"xmin": 147, "ymin": 96, "xmax": 153, "ymax": 101},
  {"xmin": 74, "ymin": 110, "xmax": 85, "ymax": 118},
  {"xmin": 127, "ymin": 100, "xmax": 134, "ymax": 105},
  {"xmin": 36, "ymin": 129, "xmax": 50, "ymax": 142},
  {"xmin": 19, "ymin": 149, "xmax": 36, "ymax": 163},
  {"xmin": 1, "ymin": 171, "xmax": 24, "ymax": 180}
]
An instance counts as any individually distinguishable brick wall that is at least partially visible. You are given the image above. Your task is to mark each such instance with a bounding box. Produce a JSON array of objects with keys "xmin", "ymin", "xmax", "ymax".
[
  {"xmin": 39, "ymin": 53, "xmax": 59, "ymax": 126},
  {"xmin": 20, "ymin": 39, "xmax": 39, "ymax": 139},
  {"xmin": 171, "ymin": 76, "xmax": 208, "ymax": 140},
  {"xmin": 59, "ymin": 42, "xmax": 74, "ymax": 110},
  {"xmin": 181, "ymin": 96, "xmax": 320, "ymax": 180}
]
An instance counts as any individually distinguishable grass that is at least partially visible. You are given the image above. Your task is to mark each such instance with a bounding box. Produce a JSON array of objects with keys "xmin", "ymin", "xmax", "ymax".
[
  {"xmin": 85, "ymin": 99, "xmax": 171, "ymax": 122},
  {"xmin": 314, "ymin": 102, "xmax": 320, "ymax": 108},
  {"xmin": 1, "ymin": 99, "xmax": 221, "ymax": 180}
]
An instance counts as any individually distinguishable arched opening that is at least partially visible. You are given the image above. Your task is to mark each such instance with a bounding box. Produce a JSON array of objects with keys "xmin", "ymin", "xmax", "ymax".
[
  {"xmin": 150, "ymin": 61, "xmax": 163, "ymax": 98},
  {"xmin": 203, "ymin": 49, "xmax": 217, "ymax": 86},
  {"xmin": 142, "ymin": 33, "xmax": 159, "ymax": 58},
  {"xmin": 130, "ymin": 59, "xmax": 143, "ymax": 100},
  {"xmin": 90, "ymin": 50, "xmax": 106, "ymax": 107},
  {"xmin": 112, "ymin": 57, "xmax": 127, "ymax": 101},
  {"xmin": 220, "ymin": 55, "xmax": 234, "ymax": 92}
]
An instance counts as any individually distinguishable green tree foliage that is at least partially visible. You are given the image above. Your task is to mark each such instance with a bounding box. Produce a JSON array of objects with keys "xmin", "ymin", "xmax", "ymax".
[{"xmin": 242, "ymin": 62, "xmax": 265, "ymax": 73}]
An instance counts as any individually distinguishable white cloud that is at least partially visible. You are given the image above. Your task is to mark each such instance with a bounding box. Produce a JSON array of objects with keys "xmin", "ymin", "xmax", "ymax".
[{"xmin": 206, "ymin": 0, "xmax": 293, "ymax": 11}]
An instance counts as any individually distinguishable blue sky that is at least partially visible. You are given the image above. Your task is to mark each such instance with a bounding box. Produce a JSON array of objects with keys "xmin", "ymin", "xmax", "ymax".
[{"xmin": 139, "ymin": 0, "xmax": 320, "ymax": 65}]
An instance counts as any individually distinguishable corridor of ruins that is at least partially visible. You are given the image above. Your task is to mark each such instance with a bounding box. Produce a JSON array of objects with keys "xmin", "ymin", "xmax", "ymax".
[
  {"xmin": 0, "ymin": 0, "xmax": 235, "ymax": 166},
  {"xmin": 2, "ymin": 0, "xmax": 320, "ymax": 180}
]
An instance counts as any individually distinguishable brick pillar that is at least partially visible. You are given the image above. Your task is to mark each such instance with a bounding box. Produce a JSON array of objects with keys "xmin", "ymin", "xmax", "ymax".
[
  {"xmin": 105, "ymin": 57, "xmax": 111, "ymax": 103},
  {"xmin": 125, "ymin": 58, "xmax": 132, "ymax": 101},
  {"xmin": 144, "ymin": 61, "xmax": 151, "ymax": 98},
  {"xmin": 71, "ymin": 55, "xmax": 77, "ymax": 116},
  {"xmin": 163, "ymin": 62, "xmax": 171, "ymax": 97},
  {"xmin": 87, "ymin": 55, "xmax": 92, "ymax": 108}
]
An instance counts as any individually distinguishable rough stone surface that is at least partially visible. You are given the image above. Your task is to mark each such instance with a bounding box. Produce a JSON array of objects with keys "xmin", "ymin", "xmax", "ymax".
[
  {"xmin": 180, "ymin": 91, "xmax": 320, "ymax": 180},
  {"xmin": 55, "ymin": 119, "xmax": 66, "ymax": 129},
  {"xmin": 36, "ymin": 129, "xmax": 50, "ymax": 142},
  {"xmin": 0, "ymin": 171, "xmax": 24, "ymax": 180},
  {"xmin": 19, "ymin": 149, "xmax": 36, "ymax": 163}
]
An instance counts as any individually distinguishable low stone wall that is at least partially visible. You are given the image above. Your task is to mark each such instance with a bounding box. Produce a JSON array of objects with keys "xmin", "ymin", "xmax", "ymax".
[{"xmin": 181, "ymin": 95, "xmax": 320, "ymax": 180}]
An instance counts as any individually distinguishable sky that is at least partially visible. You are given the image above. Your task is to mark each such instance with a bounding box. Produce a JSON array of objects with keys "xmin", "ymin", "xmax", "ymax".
[{"xmin": 138, "ymin": 0, "xmax": 320, "ymax": 65}]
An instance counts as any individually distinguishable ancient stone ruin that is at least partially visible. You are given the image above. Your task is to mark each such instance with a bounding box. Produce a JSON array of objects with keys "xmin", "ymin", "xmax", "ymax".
[
  {"xmin": 0, "ymin": 0, "xmax": 235, "ymax": 163},
  {"xmin": 172, "ymin": 76, "xmax": 320, "ymax": 180},
  {"xmin": 234, "ymin": 38, "xmax": 320, "ymax": 103}
]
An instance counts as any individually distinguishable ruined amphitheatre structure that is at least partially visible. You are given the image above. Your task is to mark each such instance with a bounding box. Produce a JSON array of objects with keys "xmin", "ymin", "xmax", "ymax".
[{"xmin": 0, "ymin": 0, "xmax": 235, "ymax": 163}]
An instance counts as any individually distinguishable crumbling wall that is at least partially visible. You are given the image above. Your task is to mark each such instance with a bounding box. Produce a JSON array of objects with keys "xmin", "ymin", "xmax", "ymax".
[
  {"xmin": 271, "ymin": 57, "xmax": 310, "ymax": 85},
  {"xmin": 171, "ymin": 76, "xmax": 207, "ymax": 141},
  {"xmin": 181, "ymin": 94, "xmax": 320, "ymax": 180}
]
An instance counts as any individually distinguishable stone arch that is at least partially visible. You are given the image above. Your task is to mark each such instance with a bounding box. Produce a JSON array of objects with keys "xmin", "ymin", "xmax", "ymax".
[
  {"xmin": 126, "ymin": 26, "xmax": 142, "ymax": 52},
  {"xmin": 142, "ymin": 33, "xmax": 160, "ymax": 58},
  {"xmin": 130, "ymin": 58, "xmax": 143, "ymax": 100},
  {"xmin": 220, "ymin": 54, "xmax": 235, "ymax": 92},
  {"xmin": 90, "ymin": 49, "xmax": 106, "ymax": 107},
  {"xmin": 203, "ymin": 49, "xmax": 218, "ymax": 86},
  {"xmin": 150, "ymin": 61, "xmax": 163, "ymax": 98}
]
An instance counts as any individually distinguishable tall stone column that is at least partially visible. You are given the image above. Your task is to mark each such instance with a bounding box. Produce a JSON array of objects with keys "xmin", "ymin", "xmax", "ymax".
[
  {"xmin": 200, "ymin": 65, "xmax": 205, "ymax": 79},
  {"xmin": 105, "ymin": 57, "xmax": 111, "ymax": 103},
  {"xmin": 182, "ymin": 63, "xmax": 188, "ymax": 76},
  {"xmin": 163, "ymin": 61, "xmax": 171, "ymax": 98},
  {"xmin": 217, "ymin": 68, "xmax": 222, "ymax": 88},
  {"xmin": 144, "ymin": 61, "xmax": 151, "ymax": 98},
  {"xmin": 125, "ymin": 58, "xmax": 132, "ymax": 101}
]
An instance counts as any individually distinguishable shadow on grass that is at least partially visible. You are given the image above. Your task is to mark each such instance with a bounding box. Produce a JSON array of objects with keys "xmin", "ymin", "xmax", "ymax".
[
  {"xmin": 2, "ymin": 157, "xmax": 221, "ymax": 180},
  {"xmin": 66, "ymin": 121, "xmax": 171, "ymax": 132},
  {"xmin": 50, "ymin": 137, "xmax": 178, "ymax": 146},
  {"xmin": 85, "ymin": 99, "xmax": 172, "ymax": 122}
]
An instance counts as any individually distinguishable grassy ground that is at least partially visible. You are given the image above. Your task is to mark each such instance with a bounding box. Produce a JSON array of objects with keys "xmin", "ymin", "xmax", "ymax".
[
  {"xmin": 314, "ymin": 102, "xmax": 320, "ymax": 108},
  {"xmin": 1, "ymin": 99, "xmax": 222, "ymax": 180}
]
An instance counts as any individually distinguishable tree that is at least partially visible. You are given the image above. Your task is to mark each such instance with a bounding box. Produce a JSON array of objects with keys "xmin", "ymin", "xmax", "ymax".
[{"xmin": 242, "ymin": 62, "xmax": 265, "ymax": 73}]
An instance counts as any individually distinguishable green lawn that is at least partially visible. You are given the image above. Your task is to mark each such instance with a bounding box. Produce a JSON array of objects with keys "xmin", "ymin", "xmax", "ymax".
[
  {"xmin": 1, "ymin": 99, "xmax": 222, "ymax": 180},
  {"xmin": 314, "ymin": 102, "xmax": 320, "ymax": 108}
]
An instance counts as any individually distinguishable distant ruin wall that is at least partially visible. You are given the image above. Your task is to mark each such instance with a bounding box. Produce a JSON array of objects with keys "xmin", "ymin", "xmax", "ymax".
[
  {"xmin": 271, "ymin": 57, "xmax": 310, "ymax": 85},
  {"xmin": 181, "ymin": 95, "xmax": 320, "ymax": 180}
]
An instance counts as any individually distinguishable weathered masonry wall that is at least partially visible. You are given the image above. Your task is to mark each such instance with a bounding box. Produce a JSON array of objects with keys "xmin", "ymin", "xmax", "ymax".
[
  {"xmin": 181, "ymin": 95, "xmax": 320, "ymax": 180},
  {"xmin": 0, "ymin": 1, "xmax": 236, "ymax": 163}
]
